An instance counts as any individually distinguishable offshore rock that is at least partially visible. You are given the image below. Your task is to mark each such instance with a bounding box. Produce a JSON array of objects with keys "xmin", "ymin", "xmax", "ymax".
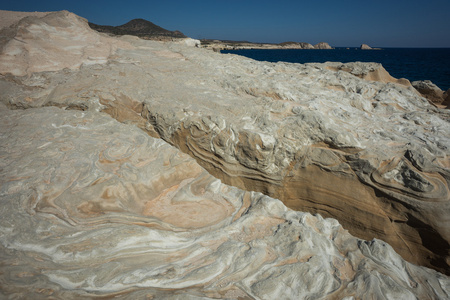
[
  {"xmin": 1, "ymin": 9, "xmax": 450, "ymax": 283},
  {"xmin": 360, "ymin": 43, "xmax": 381, "ymax": 50},
  {"xmin": 1, "ymin": 105, "xmax": 449, "ymax": 298},
  {"xmin": 314, "ymin": 42, "xmax": 333, "ymax": 49}
]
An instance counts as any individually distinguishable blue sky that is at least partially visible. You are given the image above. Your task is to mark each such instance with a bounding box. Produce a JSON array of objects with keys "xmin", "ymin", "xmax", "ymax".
[{"xmin": 2, "ymin": 0, "xmax": 450, "ymax": 47}]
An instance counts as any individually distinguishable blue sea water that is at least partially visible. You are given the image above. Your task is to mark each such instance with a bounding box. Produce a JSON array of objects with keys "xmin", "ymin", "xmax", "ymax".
[{"xmin": 221, "ymin": 48, "xmax": 450, "ymax": 91}]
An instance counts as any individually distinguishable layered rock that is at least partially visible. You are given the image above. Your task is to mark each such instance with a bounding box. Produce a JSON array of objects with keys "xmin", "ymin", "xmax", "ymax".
[
  {"xmin": 1, "ymin": 104, "xmax": 449, "ymax": 298},
  {"xmin": 1, "ymin": 10, "xmax": 450, "ymax": 294}
]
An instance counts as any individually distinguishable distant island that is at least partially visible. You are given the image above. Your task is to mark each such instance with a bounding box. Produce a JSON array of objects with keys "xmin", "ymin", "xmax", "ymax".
[{"xmin": 360, "ymin": 43, "xmax": 382, "ymax": 50}]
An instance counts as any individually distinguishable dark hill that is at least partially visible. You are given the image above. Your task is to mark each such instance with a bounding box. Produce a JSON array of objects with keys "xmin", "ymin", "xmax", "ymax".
[{"xmin": 89, "ymin": 18, "xmax": 186, "ymax": 40}]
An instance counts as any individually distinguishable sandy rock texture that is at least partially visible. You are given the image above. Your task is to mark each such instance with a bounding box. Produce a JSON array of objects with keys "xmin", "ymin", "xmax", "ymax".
[
  {"xmin": 1, "ymin": 10, "xmax": 450, "ymax": 297},
  {"xmin": 1, "ymin": 103, "xmax": 449, "ymax": 299}
]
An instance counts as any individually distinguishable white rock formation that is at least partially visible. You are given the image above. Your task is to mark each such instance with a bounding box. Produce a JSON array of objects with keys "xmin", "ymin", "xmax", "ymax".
[
  {"xmin": 0, "ymin": 10, "xmax": 450, "ymax": 298},
  {"xmin": 0, "ymin": 10, "xmax": 132, "ymax": 76},
  {"xmin": 0, "ymin": 104, "xmax": 449, "ymax": 299},
  {"xmin": 314, "ymin": 42, "xmax": 333, "ymax": 49}
]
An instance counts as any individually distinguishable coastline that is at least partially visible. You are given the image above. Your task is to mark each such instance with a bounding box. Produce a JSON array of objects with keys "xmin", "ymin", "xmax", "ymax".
[{"xmin": 200, "ymin": 39, "xmax": 334, "ymax": 51}]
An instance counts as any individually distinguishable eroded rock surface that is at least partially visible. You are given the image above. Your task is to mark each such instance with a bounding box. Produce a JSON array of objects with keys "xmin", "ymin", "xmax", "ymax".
[
  {"xmin": 0, "ymin": 10, "xmax": 132, "ymax": 76},
  {"xmin": 1, "ymin": 10, "xmax": 450, "ymax": 294},
  {"xmin": 1, "ymin": 104, "xmax": 449, "ymax": 299},
  {"xmin": 412, "ymin": 80, "xmax": 447, "ymax": 106}
]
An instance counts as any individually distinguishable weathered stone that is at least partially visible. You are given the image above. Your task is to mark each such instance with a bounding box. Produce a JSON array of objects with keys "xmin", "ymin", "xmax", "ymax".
[
  {"xmin": 1, "ymin": 10, "xmax": 450, "ymax": 297},
  {"xmin": 314, "ymin": 42, "xmax": 334, "ymax": 49},
  {"xmin": 412, "ymin": 80, "xmax": 446, "ymax": 105},
  {"xmin": 0, "ymin": 104, "xmax": 449, "ymax": 299},
  {"xmin": 0, "ymin": 10, "xmax": 133, "ymax": 76}
]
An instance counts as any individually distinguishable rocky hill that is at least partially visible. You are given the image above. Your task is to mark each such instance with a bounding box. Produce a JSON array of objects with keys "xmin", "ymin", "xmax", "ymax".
[
  {"xmin": 0, "ymin": 10, "xmax": 450, "ymax": 299},
  {"xmin": 89, "ymin": 18, "xmax": 186, "ymax": 40}
]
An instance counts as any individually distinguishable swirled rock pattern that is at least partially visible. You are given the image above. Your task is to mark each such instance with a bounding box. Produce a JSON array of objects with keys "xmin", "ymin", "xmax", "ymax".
[
  {"xmin": 1, "ymin": 105, "xmax": 449, "ymax": 299},
  {"xmin": 1, "ymin": 9, "xmax": 450, "ymax": 291}
]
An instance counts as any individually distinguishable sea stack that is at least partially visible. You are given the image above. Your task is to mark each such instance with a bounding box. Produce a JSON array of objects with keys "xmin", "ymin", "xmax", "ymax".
[
  {"xmin": 314, "ymin": 41, "xmax": 333, "ymax": 49},
  {"xmin": 360, "ymin": 43, "xmax": 373, "ymax": 49}
]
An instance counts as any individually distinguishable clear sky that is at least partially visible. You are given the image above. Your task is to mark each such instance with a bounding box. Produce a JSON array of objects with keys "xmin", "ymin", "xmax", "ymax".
[{"xmin": 2, "ymin": 0, "xmax": 450, "ymax": 47}]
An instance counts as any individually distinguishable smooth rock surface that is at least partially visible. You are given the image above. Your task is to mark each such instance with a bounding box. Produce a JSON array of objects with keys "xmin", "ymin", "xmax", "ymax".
[
  {"xmin": 0, "ymin": 10, "xmax": 132, "ymax": 76},
  {"xmin": 1, "ymin": 9, "xmax": 450, "ymax": 286},
  {"xmin": 1, "ymin": 105, "xmax": 449, "ymax": 299}
]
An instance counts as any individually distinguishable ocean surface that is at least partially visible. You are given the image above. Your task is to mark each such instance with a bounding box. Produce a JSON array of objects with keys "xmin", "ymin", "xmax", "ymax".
[{"xmin": 222, "ymin": 48, "xmax": 450, "ymax": 91}]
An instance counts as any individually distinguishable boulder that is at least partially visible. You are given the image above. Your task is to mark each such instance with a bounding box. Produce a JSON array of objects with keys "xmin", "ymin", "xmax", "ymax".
[
  {"xmin": 360, "ymin": 43, "xmax": 373, "ymax": 49},
  {"xmin": 412, "ymin": 80, "xmax": 446, "ymax": 105},
  {"xmin": 443, "ymin": 89, "xmax": 450, "ymax": 108}
]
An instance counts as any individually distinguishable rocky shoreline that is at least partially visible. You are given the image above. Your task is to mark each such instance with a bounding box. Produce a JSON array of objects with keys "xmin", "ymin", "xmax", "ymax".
[
  {"xmin": 200, "ymin": 39, "xmax": 334, "ymax": 51},
  {"xmin": 1, "ymin": 10, "xmax": 450, "ymax": 299}
]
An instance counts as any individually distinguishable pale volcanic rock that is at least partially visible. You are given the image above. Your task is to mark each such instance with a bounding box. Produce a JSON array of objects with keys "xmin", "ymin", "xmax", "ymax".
[
  {"xmin": 0, "ymin": 105, "xmax": 449, "ymax": 299},
  {"xmin": 2, "ymin": 29, "xmax": 450, "ymax": 274},
  {"xmin": 1, "ymin": 9, "xmax": 450, "ymax": 292},
  {"xmin": 314, "ymin": 41, "xmax": 333, "ymax": 49},
  {"xmin": 412, "ymin": 80, "xmax": 446, "ymax": 105},
  {"xmin": 321, "ymin": 61, "xmax": 412, "ymax": 86},
  {"xmin": 360, "ymin": 44, "xmax": 382, "ymax": 50},
  {"xmin": 0, "ymin": 10, "xmax": 133, "ymax": 76},
  {"xmin": 0, "ymin": 10, "xmax": 51, "ymax": 29}
]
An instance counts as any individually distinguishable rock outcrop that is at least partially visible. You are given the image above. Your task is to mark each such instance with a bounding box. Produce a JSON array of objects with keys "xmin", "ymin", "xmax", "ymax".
[
  {"xmin": 0, "ymin": 10, "xmax": 133, "ymax": 76},
  {"xmin": 1, "ymin": 10, "xmax": 450, "ymax": 298},
  {"xmin": 412, "ymin": 80, "xmax": 447, "ymax": 106},
  {"xmin": 314, "ymin": 42, "xmax": 334, "ymax": 49},
  {"xmin": 1, "ymin": 104, "xmax": 449, "ymax": 299},
  {"xmin": 360, "ymin": 44, "xmax": 382, "ymax": 50}
]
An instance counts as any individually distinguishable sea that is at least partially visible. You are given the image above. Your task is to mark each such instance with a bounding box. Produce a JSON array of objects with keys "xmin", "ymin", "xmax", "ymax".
[{"xmin": 221, "ymin": 48, "xmax": 450, "ymax": 91}]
